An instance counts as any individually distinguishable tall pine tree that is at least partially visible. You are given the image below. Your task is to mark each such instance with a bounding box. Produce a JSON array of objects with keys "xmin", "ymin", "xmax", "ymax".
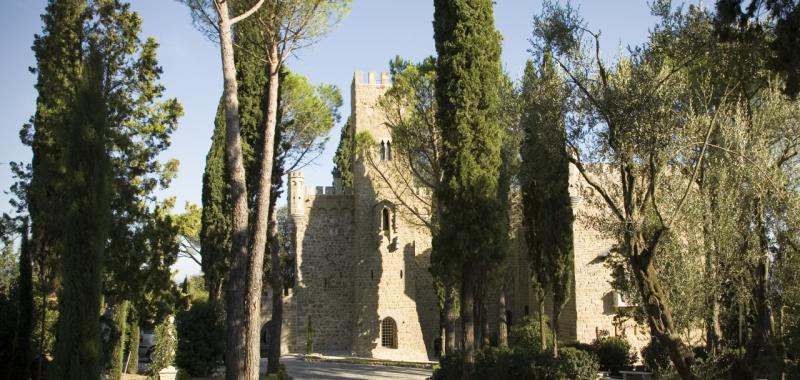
[{"xmin": 432, "ymin": 0, "xmax": 504, "ymax": 372}]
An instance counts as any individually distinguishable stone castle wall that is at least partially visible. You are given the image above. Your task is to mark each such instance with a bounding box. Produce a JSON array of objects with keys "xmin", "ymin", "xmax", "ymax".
[{"xmin": 268, "ymin": 70, "xmax": 651, "ymax": 363}]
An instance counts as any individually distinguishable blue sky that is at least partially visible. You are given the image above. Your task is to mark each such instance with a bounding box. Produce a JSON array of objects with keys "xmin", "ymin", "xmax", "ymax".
[{"xmin": 0, "ymin": 0, "xmax": 673, "ymax": 278}]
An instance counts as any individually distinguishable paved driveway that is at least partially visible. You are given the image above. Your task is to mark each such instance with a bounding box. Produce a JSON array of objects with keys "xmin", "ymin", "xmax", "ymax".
[{"xmin": 272, "ymin": 356, "xmax": 432, "ymax": 380}]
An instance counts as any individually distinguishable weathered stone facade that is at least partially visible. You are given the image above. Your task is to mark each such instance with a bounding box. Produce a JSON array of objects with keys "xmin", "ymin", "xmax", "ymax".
[{"xmin": 262, "ymin": 71, "xmax": 649, "ymax": 362}]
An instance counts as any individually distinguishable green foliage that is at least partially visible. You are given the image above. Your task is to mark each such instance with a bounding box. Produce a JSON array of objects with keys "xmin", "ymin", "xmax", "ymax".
[
  {"xmin": 175, "ymin": 301, "xmax": 224, "ymax": 377},
  {"xmin": 128, "ymin": 321, "xmax": 140, "ymax": 374},
  {"xmin": 473, "ymin": 347, "xmax": 560, "ymax": 380},
  {"xmin": 431, "ymin": 351, "xmax": 464, "ymax": 380},
  {"xmin": 22, "ymin": 2, "xmax": 182, "ymax": 376},
  {"xmin": 306, "ymin": 316, "xmax": 314, "ymax": 354},
  {"xmin": 508, "ymin": 316, "xmax": 552, "ymax": 353},
  {"xmin": 331, "ymin": 116, "xmax": 354, "ymax": 188},
  {"xmin": 432, "ymin": 0, "xmax": 505, "ymax": 280},
  {"xmin": 591, "ymin": 337, "xmax": 634, "ymax": 375},
  {"xmin": 641, "ymin": 337, "xmax": 671, "ymax": 372},
  {"xmin": 0, "ymin": 217, "xmax": 19, "ymax": 296},
  {"xmin": 176, "ymin": 369, "xmax": 192, "ymax": 380},
  {"xmin": 51, "ymin": 43, "xmax": 112, "ymax": 380},
  {"xmin": 432, "ymin": 346, "xmax": 599, "ymax": 380},
  {"xmin": 714, "ymin": 0, "xmax": 800, "ymax": 97},
  {"xmin": 199, "ymin": 101, "xmax": 231, "ymax": 302},
  {"xmin": 519, "ymin": 52, "xmax": 574, "ymax": 341},
  {"xmin": 183, "ymin": 275, "xmax": 209, "ymax": 303},
  {"xmin": 558, "ymin": 347, "xmax": 600, "ymax": 380},
  {"xmin": 378, "ymin": 56, "xmax": 440, "ymax": 190},
  {"xmin": 149, "ymin": 316, "xmax": 177, "ymax": 378},
  {"xmin": 264, "ymin": 364, "xmax": 289, "ymax": 380},
  {"xmin": 0, "ymin": 289, "xmax": 17, "ymax": 377},
  {"xmin": 8, "ymin": 220, "xmax": 33, "ymax": 380},
  {"xmin": 200, "ymin": 18, "xmax": 340, "ymax": 299},
  {"xmin": 109, "ymin": 301, "xmax": 130, "ymax": 380}
]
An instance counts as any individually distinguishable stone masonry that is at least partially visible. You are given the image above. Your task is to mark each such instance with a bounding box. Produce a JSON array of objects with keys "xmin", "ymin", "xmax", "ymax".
[{"xmin": 261, "ymin": 70, "xmax": 650, "ymax": 362}]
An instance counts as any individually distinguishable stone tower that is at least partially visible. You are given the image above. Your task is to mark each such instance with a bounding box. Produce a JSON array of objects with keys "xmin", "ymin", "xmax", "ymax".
[{"xmin": 349, "ymin": 71, "xmax": 439, "ymax": 361}]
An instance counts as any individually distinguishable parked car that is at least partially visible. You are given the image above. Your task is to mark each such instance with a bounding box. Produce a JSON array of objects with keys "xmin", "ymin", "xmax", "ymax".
[{"xmin": 139, "ymin": 329, "xmax": 155, "ymax": 363}]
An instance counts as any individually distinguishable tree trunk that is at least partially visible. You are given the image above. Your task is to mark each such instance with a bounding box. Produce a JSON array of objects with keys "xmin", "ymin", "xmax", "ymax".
[
  {"xmin": 481, "ymin": 298, "xmax": 490, "ymax": 349},
  {"xmin": 247, "ymin": 44, "xmax": 282, "ymax": 376},
  {"xmin": 498, "ymin": 285, "xmax": 508, "ymax": 348},
  {"xmin": 461, "ymin": 265, "xmax": 476, "ymax": 375},
  {"xmin": 630, "ymin": 232, "xmax": 696, "ymax": 380},
  {"xmin": 216, "ymin": 4, "xmax": 254, "ymax": 379},
  {"xmin": 537, "ymin": 286, "xmax": 547, "ymax": 351},
  {"xmin": 750, "ymin": 199, "xmax": 772, "ymax": 353},
  {"xmin": 444, "ymin": 285, "xmax": 457, "ymax": 355},
  {"xmin": 552, "ymin": 305, "xmax": 559, "ymax": 358},
  {"xmin": 267, "ymin": 209, "xmax": 284, "ymax": 374},
  {"xmin": 702, "ymin": 204, "xmax": 722, "ymax": 355}
]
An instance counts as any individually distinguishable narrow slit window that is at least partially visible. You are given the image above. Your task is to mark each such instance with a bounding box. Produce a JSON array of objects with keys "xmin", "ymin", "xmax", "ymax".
[
  {"xmin": 386, "ymin": 141, "xmax": 392, "ymax": 160},
  {"xmin": 382, "ymin": 208, "xmax": 391, "ymax": 232},
  {"xmin": 380, "ymin": 141, "xmax": 386, "ymax": 160}
]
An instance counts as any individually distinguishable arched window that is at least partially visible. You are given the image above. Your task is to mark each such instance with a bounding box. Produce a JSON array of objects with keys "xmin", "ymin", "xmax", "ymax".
[
  {"xmin": 381, "ymin": 318, "xmax": 398, "ymax": 349},
  {"xmin": 380, "ymin": 141, "xmax": 386, "ymax": 160},
  {"xmin": 386, "ymin": 141, "xmax": 392, "ymax": 160},
  {"xmin": 382, "ymin": 207, "xmax": 391, "ymax": 232}
]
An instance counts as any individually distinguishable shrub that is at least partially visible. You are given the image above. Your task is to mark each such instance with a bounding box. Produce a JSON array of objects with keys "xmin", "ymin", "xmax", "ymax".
[
  {"xmin": 508, "ymin": 315, "xmax": 552, "ymax": 353},
  {"xmin": 592, "ymin": 336, "xmax": 634, "ymax": 375},
  {"xmin": 431, "ymin": 351, "xmax": 464, "ymax": 380},
  {"xmin": 149, "ymin": 316, "xmax": 177, "ymax": 379},
  {"xmin": 175, "ymin": 301, "xmax": 224, "ymax": 377},
  {"xmin": 564, "ymin": 341, "xmax": 594, "ymax": 353},
  {"xmin": 473, "ymin": 347, "xmax": 559, "ymax": 379},
  {"xmin": 558, "ymin": 347, "xmax": 600, "ymax": 380},
  {"xmin": 265, "ymin": 364, "xmax": 290, "ymax": 380},
  {"xmin": 641, "ymin": 338, "xmax": 670, "ymax": 371},
  {"xmin": 434, "ymin": 346, "xmax": 599, "ymax": 379}
]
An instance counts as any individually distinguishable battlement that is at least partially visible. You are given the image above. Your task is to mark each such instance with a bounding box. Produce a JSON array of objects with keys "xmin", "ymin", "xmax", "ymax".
[
  {"xmin": 353, "ymin": 70, "xmax": 391, "ymax": 87},
  {"xmin": 311, "ymin": 185, "xmax": 353, "ymax": 196}
]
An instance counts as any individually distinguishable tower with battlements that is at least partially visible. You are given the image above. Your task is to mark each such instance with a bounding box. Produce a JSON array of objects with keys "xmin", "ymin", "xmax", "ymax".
[{"xmin": 266, "ymin": 70, "xmax": 652, "ymax": 363}]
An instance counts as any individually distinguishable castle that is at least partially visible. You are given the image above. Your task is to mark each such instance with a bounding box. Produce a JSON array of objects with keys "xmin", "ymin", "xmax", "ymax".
[{"xmin": 262, "ymin": 71, "xmax": 649, "ymax": 362}]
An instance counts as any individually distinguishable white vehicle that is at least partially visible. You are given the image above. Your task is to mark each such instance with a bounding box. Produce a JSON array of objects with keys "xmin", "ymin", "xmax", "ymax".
[{"xmin": 139, "ymin": 329, "xmax": 156, "ymax": 363}]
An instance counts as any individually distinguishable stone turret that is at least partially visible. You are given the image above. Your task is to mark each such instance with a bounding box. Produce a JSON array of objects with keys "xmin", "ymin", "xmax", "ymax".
[{"xmin": 288, "ymin": 171, "xmax": 305, "ymax": 218}]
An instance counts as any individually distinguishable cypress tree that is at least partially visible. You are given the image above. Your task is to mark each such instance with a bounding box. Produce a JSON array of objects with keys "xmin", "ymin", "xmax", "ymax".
[
  {"xmin": 24, "ymin": 3, "xmax": 86, "ymax": 369},
  {"xmin": 110, "ymin": 300, "xmax": 129, "ymax": 380},
  {"xmin": 8, "ymin": 219, "xmax": 33, "ymax": 380},
  {"xmin": 127, "ymin": 314, "xmax": 140, "ymax": 374},
  {"xmin": 519, "ymin": 54, "xmax": 574, "ymax": 357},
  {"xmin": 26, "ymin": 0, "xmax": 86, "ymax": 260},
  {"xmin": 52, "ymin": 44, "xmax": 112, "ymax": 380},
  {"xmin": 432, "ymin": 0, "xmax": 504, "ymax": 371},
  {"xmin": 332, "ymin": 117, "xmax": 354, "ymax": 188},
  {"xmin": 200, "ymin": 104, "xmax": 232, "ymax": 303}
]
